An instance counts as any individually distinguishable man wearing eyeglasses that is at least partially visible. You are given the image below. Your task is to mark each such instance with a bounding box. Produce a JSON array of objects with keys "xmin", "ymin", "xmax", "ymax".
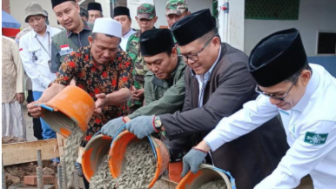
[
  {"xmin": 182, "ymin": 28, "xmax": 336, "ymax": 189},
  {"xmin": 124, "ymin": 9, "xmax": 288, "ymax": 189}
]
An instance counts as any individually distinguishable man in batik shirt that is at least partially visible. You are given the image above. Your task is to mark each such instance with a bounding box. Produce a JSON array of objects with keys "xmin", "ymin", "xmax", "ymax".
[{"xmin": 27, "ymin": 18, "xmax": 133, "ymax": 142}]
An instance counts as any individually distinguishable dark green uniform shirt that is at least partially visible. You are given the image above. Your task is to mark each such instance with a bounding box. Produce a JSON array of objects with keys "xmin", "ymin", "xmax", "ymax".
[{"xmin": 128, "ymin": 57, "xmax": 186, "ymax": 119}]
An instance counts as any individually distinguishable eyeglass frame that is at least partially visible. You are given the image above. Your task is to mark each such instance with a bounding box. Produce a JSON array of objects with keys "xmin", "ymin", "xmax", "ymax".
[
  {"xmin": 255, "ymin": 75, "xmax": 300, "ymax": 101},
  {"xmin": 181, "ymin": 34, "xmax": 217, "ymax": 62}
]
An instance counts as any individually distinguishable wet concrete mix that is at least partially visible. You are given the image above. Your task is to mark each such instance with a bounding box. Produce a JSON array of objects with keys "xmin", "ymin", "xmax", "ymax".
[
  {"xmin": 116, "ymin": 140, "xmax": 156, "ymax": 189},
  {"xmin": 198, "ymin": 180, "xmax": 227, "ymax": 189},
  {"xmin": 63, "ymin": 124, "xmax": 84, "ymax": 188},
  {"xmin": 90, "ymin": 155, "xmax": 116, "ymax": 189}
]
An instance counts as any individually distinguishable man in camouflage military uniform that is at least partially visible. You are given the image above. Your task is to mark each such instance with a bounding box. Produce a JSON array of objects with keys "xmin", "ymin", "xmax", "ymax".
[
  {"xmin": 126, "ymin": 3, "xmax": 158, "ymax": 113},
  {"xmin": 165, "ymin": 0, "xmax": 189, "ymax": 28},
  {"xmin": 165, "ymin": 0, "xmax": 189, "ymax": 54}
]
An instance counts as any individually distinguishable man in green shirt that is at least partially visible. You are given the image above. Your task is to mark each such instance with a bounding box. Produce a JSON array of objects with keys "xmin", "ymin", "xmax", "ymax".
[
  {"xmin": 50, "ymin": 0, "xmax": 93, "ymax": 73},
  {"xmin": 126, "ymin": 3, "xmax": 158, "ymax": 113},
  {"xmin": 101, "ymin": 28, "xmax": 185, "ymax": 140}
]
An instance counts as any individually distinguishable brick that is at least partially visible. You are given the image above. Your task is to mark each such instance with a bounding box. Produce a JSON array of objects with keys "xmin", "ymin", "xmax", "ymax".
[{"xmin": 23, "ymin": 175, "xmax": 55, "ymax": 186}]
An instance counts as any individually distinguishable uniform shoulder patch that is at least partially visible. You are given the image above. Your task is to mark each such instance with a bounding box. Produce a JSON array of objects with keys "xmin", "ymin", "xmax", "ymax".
[{"xmin": 304, "ymin": 132, "xmax": 328, "ymax": 145}]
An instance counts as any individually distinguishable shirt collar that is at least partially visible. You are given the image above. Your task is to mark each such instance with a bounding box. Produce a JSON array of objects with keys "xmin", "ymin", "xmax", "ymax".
[
  {"xmin": 166, "ymin": 57, "xmax": 182, "ymax": 84},
  {"xmin": 122, "ymin": 29, "xmax": 135, "ymax": 38},
  {"xmin": 66, "ymin": 20, "xmax": 91, "ymax": 38},
  {"xmin": 291, "ymin": 65, "xmax": 319, "ymax": 112},
  {"xmin": 170, "ymin": 57, "xmax": 181, "ymax": 77},
  {"xmin": 191, "ymin": 45, "xmax": 222, "ymax": 80},
  {"xmin": 31, "ymin": 25, "xmax": 50, "ymax": 38}
]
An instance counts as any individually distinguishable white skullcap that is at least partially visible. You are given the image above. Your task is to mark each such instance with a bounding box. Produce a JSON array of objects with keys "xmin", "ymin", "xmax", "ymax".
[{"xmin": 92, "ymin": 18, "xmax": 122, "ymax": 38}]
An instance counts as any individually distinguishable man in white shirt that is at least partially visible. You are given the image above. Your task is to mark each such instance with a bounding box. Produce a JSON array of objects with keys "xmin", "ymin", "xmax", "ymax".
[
  {"xmin": 19, "ymin": 2, "xmax": 61, "ymax": 141},
  {"xmin": 182, "ymin": 28, "xmax": 336, "ymax": 189},
  {"xmin": 113, "ymin": 6, "xmax": 136, "ymax": 51}
]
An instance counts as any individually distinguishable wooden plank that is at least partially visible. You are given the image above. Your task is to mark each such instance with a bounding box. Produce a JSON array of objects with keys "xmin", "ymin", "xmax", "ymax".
[
  {"xmin": 56, "ymin": 134, "xmax": 66, "ymax": 160},
  {"xmin": 2, "ymin": 139, "xmax": 59, "ymax": 166}
]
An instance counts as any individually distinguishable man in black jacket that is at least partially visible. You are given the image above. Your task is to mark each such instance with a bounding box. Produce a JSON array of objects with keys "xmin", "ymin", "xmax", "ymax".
[{"xmin": 125, "ymin": 9, "xmax": 289, "ymax": 189}]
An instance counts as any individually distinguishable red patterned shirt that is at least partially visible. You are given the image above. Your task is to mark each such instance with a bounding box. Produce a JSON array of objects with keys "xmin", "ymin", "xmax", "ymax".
[{"xmin": 54, "ymin": 46, "xmax": 133, "ymax": 140}]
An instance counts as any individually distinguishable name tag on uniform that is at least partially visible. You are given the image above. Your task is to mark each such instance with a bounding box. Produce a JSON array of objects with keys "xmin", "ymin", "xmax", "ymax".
[{"xmin": 59, "ymin": 44, "xmax": 73, "ymax": 56}]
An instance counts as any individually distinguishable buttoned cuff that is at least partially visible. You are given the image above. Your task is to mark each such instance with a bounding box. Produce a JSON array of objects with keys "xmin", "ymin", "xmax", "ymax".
[{"xmin": 204, "ymin": 130, "xmax": 227, "ymax": 152}]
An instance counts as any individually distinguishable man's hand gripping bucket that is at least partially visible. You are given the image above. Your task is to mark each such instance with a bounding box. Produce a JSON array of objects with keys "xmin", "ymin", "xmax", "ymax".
[
  {"xmin": 39, "ymin": 86, "xmax": 95, "ymax": 138},
  {"xmin": 176, "ymin": 164, "xmax": 236, "ymax": 189}
]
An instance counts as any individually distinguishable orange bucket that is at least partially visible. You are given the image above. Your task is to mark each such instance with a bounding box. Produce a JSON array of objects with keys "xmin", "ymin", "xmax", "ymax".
[
  {"xmin": 82, "ymin": 133, "xmax": 113, "ymax": 182},
  {"xmin": 169, "ymin": 162, "xmax": 183, "ymax": 183},
  {"xmin": 176, "ymin": 164, "xmax": 235, "ymax": 189},
  {"xmin": 40, "ymin": 86, "xmax": 95, "ymax": 138},
  {"xmin": 109, "ymin": 131, "xmax": 170, "ymax": 188}
]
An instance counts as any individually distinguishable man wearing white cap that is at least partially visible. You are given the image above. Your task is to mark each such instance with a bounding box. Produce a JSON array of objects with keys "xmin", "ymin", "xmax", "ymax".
[
  {"xmin": 27, "ymin": 17, "xmax": 133, "ymax": 171},
  {"xmin": 27, "ymin": 18, "xmax": 133, "ymax": 187},
  {"xmin": 28, "ymin": 17, "xmax": 133, "ymax": 140}
]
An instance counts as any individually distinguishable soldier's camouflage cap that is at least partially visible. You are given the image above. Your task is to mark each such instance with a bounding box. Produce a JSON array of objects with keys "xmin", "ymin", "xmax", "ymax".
[
  {"xmin": 137, "ymin": 3, "xmax": 156, "ymax": 20},
  {"xmin": 165, "ymin": 0, "xmax": 188, "ymax": 16}
]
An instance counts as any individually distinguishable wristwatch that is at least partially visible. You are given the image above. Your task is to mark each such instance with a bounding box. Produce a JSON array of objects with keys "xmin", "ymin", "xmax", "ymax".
[{"xmin": 154, "ymin": 116, "xmax": 162, "ymax": 131}]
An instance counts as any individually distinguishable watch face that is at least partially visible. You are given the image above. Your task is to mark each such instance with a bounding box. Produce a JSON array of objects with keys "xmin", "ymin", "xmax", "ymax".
[{"xmin": 155, "ymin": 119, "xmax": 162, "ymax": 128}]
